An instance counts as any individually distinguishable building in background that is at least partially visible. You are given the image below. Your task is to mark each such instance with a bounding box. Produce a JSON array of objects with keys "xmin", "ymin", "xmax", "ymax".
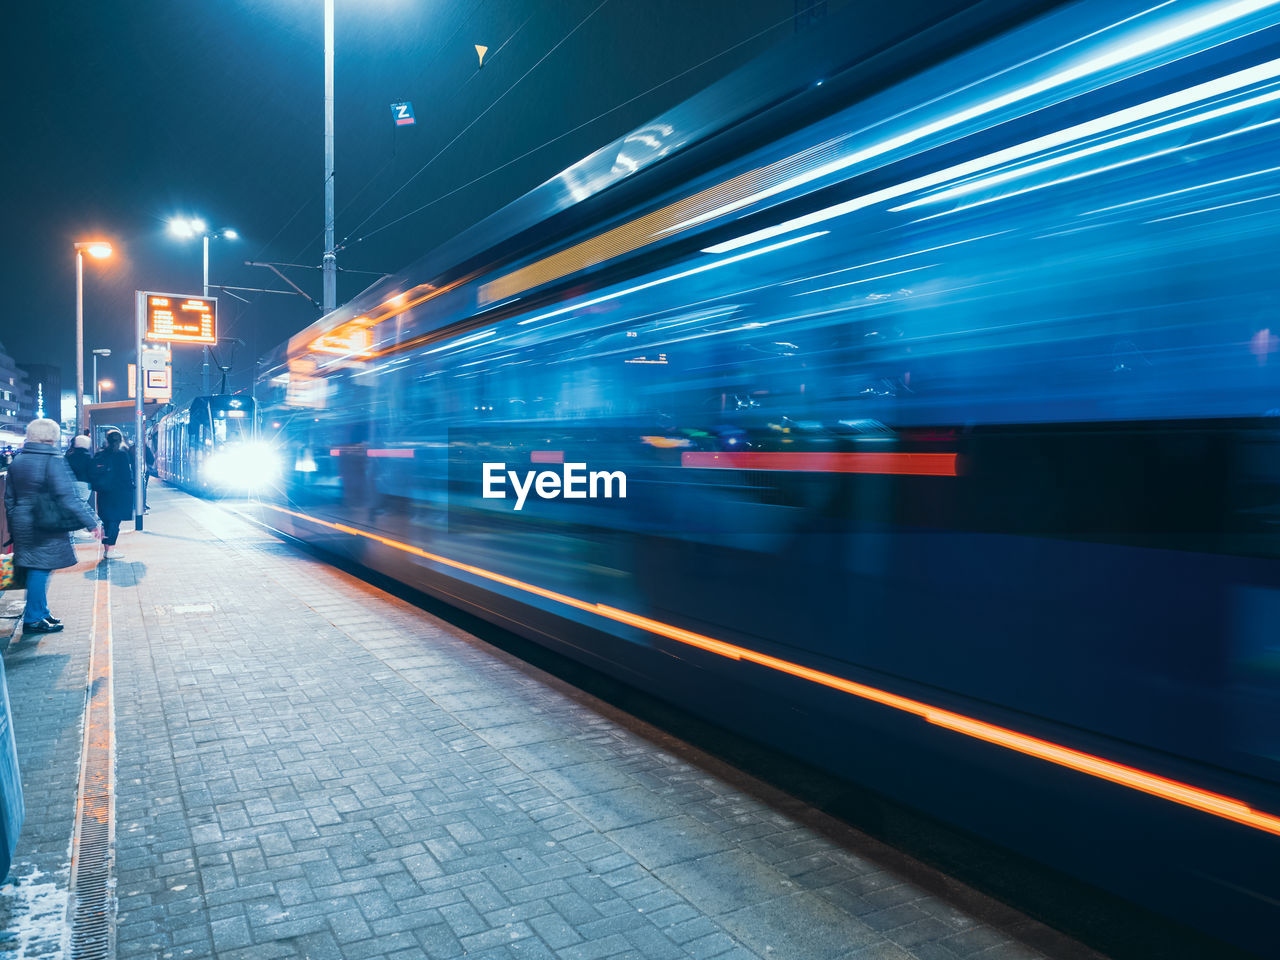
[
  {"xmin": 18, "ymin": 363, "xmax": 61, "ymax": 422},
  {"xmin": 0, "ymin": 342, "xmax": 30, "ymax": 429},
  {"xmin": 61, "ymin": 390, "xmax": 78, "ymax": 433}
]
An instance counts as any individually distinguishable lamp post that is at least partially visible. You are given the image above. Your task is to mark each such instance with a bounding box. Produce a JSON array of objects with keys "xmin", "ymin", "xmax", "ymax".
[
  {"xmin": 73, "ymin": 241, "xmax": 113, "ymax": 434},
  {"xmin": 168, "ymin": 218, "xmax": 237, "ymax": 393},
  {"xmin": 92, "ymin": 348, "xmax": 111, "ymax": 404},
  {"xmin": 97, "ymin": 379, "xmax": 114, "ymax": 402},
  {"xmin": 323, "ymin": 0, "xmax": 336, "ymax": 313}
]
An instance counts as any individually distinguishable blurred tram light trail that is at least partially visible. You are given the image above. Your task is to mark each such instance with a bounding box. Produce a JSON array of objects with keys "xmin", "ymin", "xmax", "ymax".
[{"xmin": 252, "ymin": 501, "xmax": 1280, "ymax": 840}]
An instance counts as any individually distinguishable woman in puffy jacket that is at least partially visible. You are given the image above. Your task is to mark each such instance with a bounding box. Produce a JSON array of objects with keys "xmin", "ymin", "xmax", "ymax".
[{"xmin": 4, "ymin": 419, "xmax": 101, "ymax": 634}]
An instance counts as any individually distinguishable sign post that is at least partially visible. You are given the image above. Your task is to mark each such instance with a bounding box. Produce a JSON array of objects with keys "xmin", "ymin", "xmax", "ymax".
[
  {"xmin": 134, "ymin": 292, "xmax": 146, "ymax": 531},
  {"xmin": 134, "ymin": 290, "xmax": 217, "ymax": 529}
]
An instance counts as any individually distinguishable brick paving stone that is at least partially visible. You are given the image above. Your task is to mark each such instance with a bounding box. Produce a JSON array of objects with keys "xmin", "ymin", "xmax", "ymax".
[
  {"xmin": 0, "ymin": 489, "xmax": 1108, "ymax": 959},
  {"xmin": 0, "ymin": 548, "xmax": 98, "ymax": 959}
]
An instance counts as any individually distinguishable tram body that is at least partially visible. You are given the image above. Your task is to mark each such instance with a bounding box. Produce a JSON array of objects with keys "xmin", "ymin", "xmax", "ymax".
[
  {"xmin": 248, "ymin": 0, "xmax": 1280, "ymax": 951},
  {"xmin": 155, "ymin": 395, "xmax": 273, "ymax": 493}
]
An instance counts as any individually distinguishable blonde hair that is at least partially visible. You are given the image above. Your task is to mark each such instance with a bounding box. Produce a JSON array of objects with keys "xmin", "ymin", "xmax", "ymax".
[{"xmin": 25, "ymin": 418, "xmax": 60, "ymax": 444}]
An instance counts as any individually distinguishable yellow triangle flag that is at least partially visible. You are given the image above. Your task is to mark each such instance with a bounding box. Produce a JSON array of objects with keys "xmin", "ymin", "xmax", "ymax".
[{"xmin": 475, "ymin": 44, "xmax": 489, "ymax": 68}]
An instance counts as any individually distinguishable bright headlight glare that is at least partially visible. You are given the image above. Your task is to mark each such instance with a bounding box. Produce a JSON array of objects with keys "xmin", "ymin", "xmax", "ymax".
[{"xmin": 204, "ymin": 442, "xmax": 281, "ymax": 490}]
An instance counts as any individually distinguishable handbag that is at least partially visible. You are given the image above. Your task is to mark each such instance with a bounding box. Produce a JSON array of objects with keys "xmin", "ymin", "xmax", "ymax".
[{"xmin": 32, "ymin": 456, "xmax": 84, "ymax": 532}]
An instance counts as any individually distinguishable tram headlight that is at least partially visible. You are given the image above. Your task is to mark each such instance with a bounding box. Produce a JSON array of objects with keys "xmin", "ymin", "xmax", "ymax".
[{"xmin": 203, "ymin": 442, "xmax": 282, "ymax": 491}]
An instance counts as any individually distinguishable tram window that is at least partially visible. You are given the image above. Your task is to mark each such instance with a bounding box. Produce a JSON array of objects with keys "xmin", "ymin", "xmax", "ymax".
[{"xmin": 212, "ymin": 414, "xmax": 251, "ymax": 443}]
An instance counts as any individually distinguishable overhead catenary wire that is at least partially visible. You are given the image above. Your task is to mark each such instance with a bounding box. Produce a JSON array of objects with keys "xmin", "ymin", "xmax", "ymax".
[
  {"xmin": 341, "ymin": 0, "xmax": 614, "ymax": 245},
  {"xmin": 309, "ymin": 13, "xmax": 535, "ymax": 259},
  {"xmin": 280, "ymin": 0, "xmax": 498, "ymax": 267},
  {"xmin": 253, "ymin": 1, "xmax": 799, "ymax": 305},
  {"xmin": 251, "ymin": 192, "xmax": 316, "ymax": 265},
  {"xmin": 342, "ymin": 6, "xmax": 800, "ymax": 247},
  {"xmin": 453, "ymin": 10, "xmax": 534, "ymax": 96},
  {"xmin": 250, "ymin": 261, "xmax": 388, "ymax": 276}
]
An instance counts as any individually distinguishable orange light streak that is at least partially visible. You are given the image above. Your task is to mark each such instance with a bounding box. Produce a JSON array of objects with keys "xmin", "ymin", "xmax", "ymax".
[{"xmin": 256, "ymin": 501, "xmax": 1280, "ymax": 838}]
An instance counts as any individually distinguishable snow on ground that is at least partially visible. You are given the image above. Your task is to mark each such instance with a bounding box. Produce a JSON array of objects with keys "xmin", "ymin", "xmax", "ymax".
[{"xmin": 0, "ymin": 862, "xmax": 69, "ymax": 959}]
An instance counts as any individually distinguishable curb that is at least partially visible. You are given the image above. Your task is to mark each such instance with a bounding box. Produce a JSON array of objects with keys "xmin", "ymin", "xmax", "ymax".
[{"xmin": 0, "ymin": 593, "xmax": 24, "ymax": 656}]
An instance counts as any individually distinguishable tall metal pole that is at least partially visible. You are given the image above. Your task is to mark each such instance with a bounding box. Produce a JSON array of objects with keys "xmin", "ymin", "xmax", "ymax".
[
  {"xmin": 322, "ymin": 0, "xmax": 337, "ymax": 314},
  {"xmin": 202, "ymin": 233, "xmax": 211, "ymax": 394},
  {"xmin": 134, "ymin": 291, "xmax": 145, "ymax": 531},
  {"xmin": 92, "ymin": 353, "xmax": 99, "ymax": 406},
  {"xmin": 75, "ymin": 251, "xmax": 85, "ymax": 434}
]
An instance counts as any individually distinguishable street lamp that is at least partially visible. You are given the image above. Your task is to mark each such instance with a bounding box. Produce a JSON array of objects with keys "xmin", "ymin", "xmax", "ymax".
[
  {"xmin": 324, "ymin": 0, "xmax": 336, "ymax": 314},
  {"xmin": 74, "ymin": 241, "xmax": 113, "ymax": 434},
  {"xmin": 168, "ymin": 217, "xmax": 237, "ymax": 393},
  {"xmin": 97, "ymin": 379, "xmax": 114, "ymax": 402},
  {"xmin": 92, "ymin": 348, "xmax": 111, "ymax": 403}
]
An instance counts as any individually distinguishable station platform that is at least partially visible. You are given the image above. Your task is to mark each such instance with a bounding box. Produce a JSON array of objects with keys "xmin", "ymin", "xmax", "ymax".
[{"xmin": 0, "ymin": 486, "xmax": 1103, "ymax": 960}]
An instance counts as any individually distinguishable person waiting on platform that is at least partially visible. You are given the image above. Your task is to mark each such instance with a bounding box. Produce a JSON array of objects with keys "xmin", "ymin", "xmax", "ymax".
[
  {"xmin": 90, "ymin": 429, "xmax": 135, "ymax": 561},
  {"xmin": 3, "ymin": 419, "xmax": 102, "ymax": 635},
  {"xmin": 65, "ymin": 434, "xmax": 95, "ymax": 542},
  {"xmin": 65, "ymin": 434, "xmax": 93, "ymax": 499},
  {"xmin": 142, "ymin": 435, "xmax": 155, "ymax": 512}
]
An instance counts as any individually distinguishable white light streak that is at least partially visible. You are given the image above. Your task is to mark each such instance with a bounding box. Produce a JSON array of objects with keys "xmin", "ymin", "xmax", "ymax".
[
  {"xmin": 1148, "ymin": 188, "xmax": 1280, "ymax": 220},
  {"xmin": 895, "ymin": 81, "xmax": 1280, "ymax": 210},
  {"xmin": 781, "ymin": 233, "xmax": 1005, "ymax": 285},
  {"xmin": 514, "ymin": 231, "xmax": 828, "ymax": 328},
  {"xmin": 421, "ymin": 328, "xmax": 497, "ymax": 356},
  {"xmin": 904, "ymin": 114, "xmax": 1280, "ymax": 221},
  {"xmin": 706, "ymin": 56, "xmax": 1280, "ymax": 253},
  {"xmin": 1080, "ymin": 163, "xmax": 1280, "ymax": 214},
  {"xmin": 794, "ymin": 264, "xmax": 936, "ymax": 296},
  {"xmin": 664, "ymin": 0, "xmax": 1280, "ymax": 235}
]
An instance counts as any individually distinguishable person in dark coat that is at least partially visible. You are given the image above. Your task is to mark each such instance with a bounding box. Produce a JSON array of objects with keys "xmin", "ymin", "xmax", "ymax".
[
  {"xmin": 91, "ymin": 429, "xmax": 135, "ymax": 561},
  {"xmin": 65, "ymin": 435, "xmax": 93, "ymax": 491},
  {"xmin": 142, "ymin": 436, "xmax": 155, "ymax": 511},
  {"xmin": 4, "ymin": 419, "xmax": 101, "ymax": 633},
  {"xmin": 64, "ymin": 434, "xmax": 96, "ymax": 542}
]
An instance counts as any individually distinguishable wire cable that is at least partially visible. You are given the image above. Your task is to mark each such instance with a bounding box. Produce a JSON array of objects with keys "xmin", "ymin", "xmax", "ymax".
[
  {"xmin": 342, "ymin": 0, "xmax": 613, "ymax": 243},
  {"xmin": 250, "ymin": 192, "xmax": 315, "ymax": 264},
  {"xmin": 344, "ymin": 6, "xmax": 798, "ymax": 246},
  {"xmin": 278, "ymin": 0, "xmax": 496, "ymax": 267}
]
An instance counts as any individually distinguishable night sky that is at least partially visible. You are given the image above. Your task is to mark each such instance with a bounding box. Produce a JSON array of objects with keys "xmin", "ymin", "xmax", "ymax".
[{"xmin": 2, "ymin": 0, "xmax": 852, "ymax": 403}]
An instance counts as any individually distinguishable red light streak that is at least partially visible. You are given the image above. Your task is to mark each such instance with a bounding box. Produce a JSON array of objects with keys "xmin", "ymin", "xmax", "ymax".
[{"xmin": 681, "ymin": 451, "xmax": 957, "ymax": 476}]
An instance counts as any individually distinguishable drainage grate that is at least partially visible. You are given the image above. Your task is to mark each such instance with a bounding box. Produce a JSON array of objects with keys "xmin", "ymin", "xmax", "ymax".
[
  {"xmin": 66, "ymin": 575, "xmax": 116, "ymax": 960},
  {"xmin": 154, "ymin": 603, "xmax": 215, "ymax": 616}
]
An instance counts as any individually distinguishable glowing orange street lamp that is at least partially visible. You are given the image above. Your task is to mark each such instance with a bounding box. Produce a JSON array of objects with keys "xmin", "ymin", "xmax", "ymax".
[
  {"xmin": 74, "ymin": 240, "xmax": 114, "ymax": 432},
  {"xmin": 97, "ymin": 379, "xmax": 114, "ymax": 402}
]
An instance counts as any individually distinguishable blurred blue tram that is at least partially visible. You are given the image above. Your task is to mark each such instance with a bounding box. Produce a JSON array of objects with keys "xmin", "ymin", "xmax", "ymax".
[
  {"xmin": 250, "ymin": 0, "xmax": 1280, "ymax": 951},
  {"xmin": 155, "ymin": 395, "xmax": 275, "ymax": 493}
]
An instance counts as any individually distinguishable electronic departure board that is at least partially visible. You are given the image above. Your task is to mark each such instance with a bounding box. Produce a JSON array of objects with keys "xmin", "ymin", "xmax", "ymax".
[{"xmin": 144, "ymin": 293, "xmax": 217, "ymax": 344}]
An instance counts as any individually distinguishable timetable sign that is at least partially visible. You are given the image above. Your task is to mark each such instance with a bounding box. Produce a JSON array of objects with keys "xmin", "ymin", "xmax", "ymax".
[{"xmin": 144, "ymin": 292, "xmax": 217, "ymax": 344}]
